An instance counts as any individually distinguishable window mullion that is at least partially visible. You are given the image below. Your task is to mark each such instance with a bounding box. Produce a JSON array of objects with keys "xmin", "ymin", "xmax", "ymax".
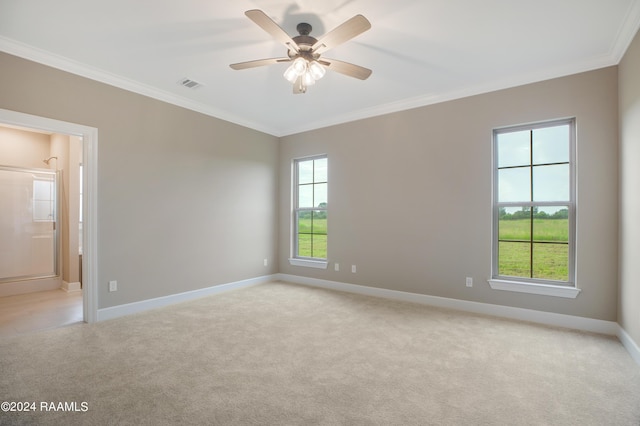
[{"xmin": 529, "ymin": 130, "xmax": 534, "ymax": 279}]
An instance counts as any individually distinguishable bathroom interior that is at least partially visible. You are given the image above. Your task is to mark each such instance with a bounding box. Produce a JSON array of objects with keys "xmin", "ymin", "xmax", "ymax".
[{"xmin": 0, "ymin": 124, "xmax": 83, "ymax": 337}]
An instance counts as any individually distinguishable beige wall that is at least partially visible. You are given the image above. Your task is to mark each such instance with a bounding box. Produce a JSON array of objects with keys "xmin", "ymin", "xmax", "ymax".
[
  {"xmin": 280, "ymin": 67, "xmax": 619, "ymax": 321},
  {"xmin": 0, "ymin": 126, "xmax": 50, "ymax": 168},
  {"xmin": 619, "ymin": 30, "xmax": 640, "ymax": 343},
  {"xmin": 49, "ymin": 133, "xmax": 81, "ymax": 285},
  {"xmin": 0, "ymin": 50, "xmax": 624, "ymax": 322},
  {"xmin": 0, "ymin": 52, "xmax": 280, "ymax": 309}
]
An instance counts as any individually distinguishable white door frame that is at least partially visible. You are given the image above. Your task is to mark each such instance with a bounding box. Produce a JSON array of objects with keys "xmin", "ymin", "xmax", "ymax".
[{"xmin": 0, "ymin": 108, "xmax": 98, "ymax": 323}]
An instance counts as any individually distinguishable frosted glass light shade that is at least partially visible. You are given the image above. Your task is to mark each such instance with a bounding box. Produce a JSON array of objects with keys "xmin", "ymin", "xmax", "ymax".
[
  {"xmin": 302, "ymin": 72, "xmax": 315, "ymax": 86},
  {"xmin": 283, "ymin": 65, "xmax": 299, "ymax": 83},
  {"xmin": 292, "ymin": 57, "xmax": 307, "ymax": 74},
  {"xmin": 308, "ymin": 61, "xmax": 326, "ymax": 80},
  {"xmin": 284, "ymin": 57, "xmax": 309, "ymax": 83}
]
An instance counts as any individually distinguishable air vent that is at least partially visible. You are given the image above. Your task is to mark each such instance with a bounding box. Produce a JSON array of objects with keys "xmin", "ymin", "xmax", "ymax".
[{"xmin": 178, "ymin": 78, "xmax": 204, "ymax": 89}]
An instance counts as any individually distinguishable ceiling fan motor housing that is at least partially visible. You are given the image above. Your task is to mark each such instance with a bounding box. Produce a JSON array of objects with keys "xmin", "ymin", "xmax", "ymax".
[
  {"xmin": 289, "ymin": 23, "xmax": 318, "ymax": 59},
  {"xmin": 296, "ymin": 22, "xmax": 312, "ymax": 36}
]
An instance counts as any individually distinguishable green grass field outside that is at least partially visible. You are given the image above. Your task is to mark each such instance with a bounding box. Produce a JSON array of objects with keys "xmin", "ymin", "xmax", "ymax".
[
  {"xmin": 498, "ymin": 218, "xmax": 569, "ymax": 281},
  {"xmin": 297, "ymin": 217, "xmax": 569, "ymax": 281},
  {"xmin": 297, "ymin": 217, "xmax": 327, "ymax": 259},
  {"xmin": 499, "ymin": 218, "xmax": 568, "ymax": 242}
]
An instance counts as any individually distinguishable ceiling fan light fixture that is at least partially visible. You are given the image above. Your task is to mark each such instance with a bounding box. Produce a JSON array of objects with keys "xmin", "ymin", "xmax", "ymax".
[
  {"xmin": 292, "ymin": 57, "xmax": 307, "ymax": 74},
  {"xmin": 308, "ymin": 61, "xmax": 326, "ymax": 80},
  {"xmin": 283, "ymin": 64, "xmax": 299, "ymax": 83},
  {"xmin": 302, "ymin": 71, "xmax": 316, "ymax": 86},
  {"xmin": 284, "ymin": 57, "xmax": 309, "ymax": 83}
]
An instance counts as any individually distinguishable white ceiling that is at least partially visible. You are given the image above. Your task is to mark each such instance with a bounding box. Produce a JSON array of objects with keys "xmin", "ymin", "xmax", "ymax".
[{"xmin": 1, "ymin": 1, "xmax": 640, "ymax": 137}]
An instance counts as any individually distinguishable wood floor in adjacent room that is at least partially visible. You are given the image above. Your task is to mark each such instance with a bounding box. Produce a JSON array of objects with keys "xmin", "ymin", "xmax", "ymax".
[{"xmin": 0, "ymin": 289, "xmax": 83, "ymax": 338}]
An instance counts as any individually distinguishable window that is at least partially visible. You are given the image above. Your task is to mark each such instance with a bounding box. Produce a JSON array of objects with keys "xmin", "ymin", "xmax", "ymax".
[
  {"xmin": 33, "ymin": 175, "xmax": 55, "ymax": 222},
  {"xmin": 490, "ymin": 119, "xmax": 579, "ymax": 298},
  {"xmin": 290, "ymin": 155, "xmax": 328, "ymax": 268}
]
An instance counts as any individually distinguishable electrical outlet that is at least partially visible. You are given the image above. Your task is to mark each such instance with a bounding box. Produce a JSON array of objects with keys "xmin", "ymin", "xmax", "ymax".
[
  {"xmin": 264, "ymin": 258, "xmax": 268, "ymax": 266},
  {"xmin": 351, "ymin": 265, "xmax": 357, "ymax": 273},
  {"xmin": 334, "ymin": 263, "xmax": 340, "ymax": 271},
  {"xmin": 109, "ymin": 280, "xmax": 117, "ymax": 292},
  {"xmin": 465, "ymin": 277, "xmax": 473, "ymax": 287}
]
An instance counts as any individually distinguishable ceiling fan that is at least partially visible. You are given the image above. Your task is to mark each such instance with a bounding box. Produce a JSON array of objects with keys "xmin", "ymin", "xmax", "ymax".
[{"xmin": 230, "ymin": 9, "xmax": 372, "ymax": 94}]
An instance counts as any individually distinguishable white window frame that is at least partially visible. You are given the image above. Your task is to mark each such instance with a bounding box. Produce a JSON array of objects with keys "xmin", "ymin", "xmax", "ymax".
[
  {"xmin": 289, "ymin": 154, "xmax": 328, "ymax": 269},
  {"xmin": 488, "ymin": 118, "xmax": 580, "ymax": 298}
]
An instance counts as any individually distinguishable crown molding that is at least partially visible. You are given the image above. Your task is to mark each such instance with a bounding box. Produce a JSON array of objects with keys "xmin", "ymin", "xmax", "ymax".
[
  {"xmin": 610, "ymin": 0, "xmax": 640, "ymax": 62},
  {"xmin": 281, "ymin": 52, "xmax": 619, "ymax": 136},
  {"xmin": 0, "ymin": 37, "xmax": 281, "ymax": 137}
]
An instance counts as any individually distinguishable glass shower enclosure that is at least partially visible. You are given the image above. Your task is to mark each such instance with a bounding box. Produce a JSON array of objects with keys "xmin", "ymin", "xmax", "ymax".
[{"xmin": 0, "ymin": 165, "xmax": 59, "ymax": 283}]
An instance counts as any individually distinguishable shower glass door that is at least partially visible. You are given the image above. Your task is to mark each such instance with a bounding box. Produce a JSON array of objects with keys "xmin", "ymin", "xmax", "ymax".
[{"xmin": 0, "ymin": 165, "xmax": 59, "ymax": 282}]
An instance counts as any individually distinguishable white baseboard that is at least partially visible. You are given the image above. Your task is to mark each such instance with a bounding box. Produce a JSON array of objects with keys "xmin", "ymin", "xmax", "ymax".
[
  {"xmin": 617, "ymin": 326, "xmax": 640, "ymax": 366},
  {"xmin": 0, "ymin": 277, "xmax": 62, "ymax": 297},
  {"xmin": 276, "ymin": 274, "xmax": 619, "ymax": 336},
  {"xmin": 61, "ymin": 281, "xmax": 82, "ymax": 292},
  {"xmin": 96, "ymin": 274, "xmax": 276, "ymax": 322}
]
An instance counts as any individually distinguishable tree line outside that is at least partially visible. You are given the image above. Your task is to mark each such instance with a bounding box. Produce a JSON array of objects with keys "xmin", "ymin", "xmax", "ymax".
[{"xmin": 499, "ymin": 206, "xmax": 568, "ymax": 221}]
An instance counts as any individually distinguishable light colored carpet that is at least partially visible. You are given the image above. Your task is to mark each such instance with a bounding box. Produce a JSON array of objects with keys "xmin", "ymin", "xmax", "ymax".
[{"xmin": 1, "ymin": 281, "xmax": 639, "ymax": 425}]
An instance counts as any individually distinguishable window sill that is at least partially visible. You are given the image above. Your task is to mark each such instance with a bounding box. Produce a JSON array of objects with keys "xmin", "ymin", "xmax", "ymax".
[
  {"xmin": 288, "ymin": 258, "xmax": 328, "ymax": 269},
  {"xmin": 488, "ymin": 279, "xmax": 581, "ymax": 299}
]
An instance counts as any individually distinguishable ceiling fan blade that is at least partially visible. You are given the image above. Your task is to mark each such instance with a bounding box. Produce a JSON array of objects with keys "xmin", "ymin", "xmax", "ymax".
[
  {"xmin": 230, "ymin": 57, "xmax": 291, "ymax": 70},
  {"xmin": 312, "ymin": 15, "xmax": 371, "ymax": 55},
  {"xmin": 245, "ymin": 9, "xmax": 300, "ymax": 53},
  {"xmin": 320, "ymin": 58, "xmax": 372, "ymax": 80}
]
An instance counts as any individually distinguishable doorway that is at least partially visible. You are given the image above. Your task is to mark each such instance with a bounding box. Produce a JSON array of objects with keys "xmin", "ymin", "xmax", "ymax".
[
  {"xmin": 0, "ymin": 165, "xmax": 60, "ymax": 284},
  {"xmin": 0, "ymin": 108, "xmax": 97, "ymax": 325}
]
